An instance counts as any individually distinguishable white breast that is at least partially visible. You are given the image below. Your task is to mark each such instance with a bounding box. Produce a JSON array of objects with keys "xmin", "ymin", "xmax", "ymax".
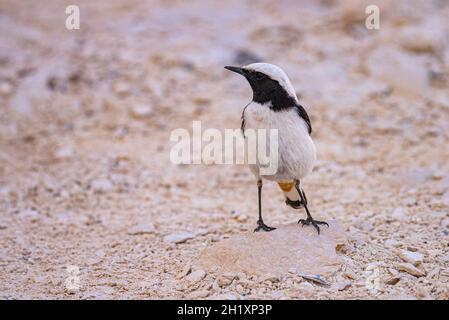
[{"xmin": 243, "ymin": 102, "xmax": 316, "ymax": 181}]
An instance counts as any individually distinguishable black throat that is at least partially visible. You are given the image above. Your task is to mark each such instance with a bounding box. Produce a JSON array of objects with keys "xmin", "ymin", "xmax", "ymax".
[
  {"xmin": 250, "ymin": 76, "xmax": 297, "ymax": 111},
  {"xmin": 246, "ymin": 72, "xmax": 312, "ymax": 134}
]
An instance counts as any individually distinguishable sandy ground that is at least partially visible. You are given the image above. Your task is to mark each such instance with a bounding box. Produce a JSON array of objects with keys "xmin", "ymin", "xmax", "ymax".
[{"xmin": 0, "ymin": 0, "xmax": 449, "ymax": 299}]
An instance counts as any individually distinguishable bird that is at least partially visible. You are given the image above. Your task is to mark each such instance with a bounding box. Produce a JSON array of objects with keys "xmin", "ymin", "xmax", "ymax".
[{"xmin": 224, "ymin": 63, "xmax": 328, "ymax": 234}]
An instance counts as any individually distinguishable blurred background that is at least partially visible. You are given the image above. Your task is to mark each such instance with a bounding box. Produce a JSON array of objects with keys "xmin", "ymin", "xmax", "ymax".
[{"xmin": 0, "ymin": 0, "xmax": 448, "ymax": 299}]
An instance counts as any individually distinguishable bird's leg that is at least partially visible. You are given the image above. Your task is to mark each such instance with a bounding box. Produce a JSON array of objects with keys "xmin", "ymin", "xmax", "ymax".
[
  {"xmin": 254, "ymin": 179, "xmax": 276, "ymax": 232},
  {"xmin": 295, "ymin": 180, "xmax": 328, "ymax": 235}
]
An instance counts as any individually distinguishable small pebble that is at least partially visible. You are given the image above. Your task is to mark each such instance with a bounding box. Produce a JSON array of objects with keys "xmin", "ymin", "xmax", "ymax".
[
  {"xmin": 164, "ymin": 231, "xmax": 195, "ymax": 244},
  {"xmin": 396, "ymin": 262, "xmax": 426, "ymax": 277},
  {"xmin": 91, "ymin": 179, "xmax": 113, "ymax": 193},
  {"xmin": 127, "ymin": 223, "xmax": 156, "ymax": 235},
  {"xmin": 185, "ymin": 270, "xmax": 206, "ymax": 284},
  {"xmin": 19, "ymin": 209, "xmax": 40, "ymax": 222},
  {"xmin": 398, "ymin": 249, "xmax": 424, "ymax": 266},
  {"xmin": 130, "ymin": 103, "xmax": 153, "ymax": 119}
]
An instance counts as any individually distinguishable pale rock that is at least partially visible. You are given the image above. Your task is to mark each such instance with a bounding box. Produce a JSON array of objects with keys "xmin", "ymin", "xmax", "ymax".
[
  {"xmin": 91, "ymin": 179, "xmax": 113, "ymax": 193},
  {"xmin": 164, "ymin": 231, "xmax": 195, "ymax": 244},
  {"xmin": 399, "ymin": 168, "xmax": 434, "ymax": 186},
  {"xmin": 0, "ymin": 81, "xmax": 13, "ymax": 96},
  {"xmin": 404, "ymin": 197, "xmax": 417, "ymax": 207},
  {"xmin": 396, "ymin": 262, "xmax": 426, "ymax": 277},
  {"xmin": 185, "ymin": 269, "xmax": 206, "ymax": 284},
  {"xmin": 398, "ymin": 250, "xmax": 424, "ymax": 266},
  {"xmin": 127, "ymin": 223, "xmax": 156, "ymax": 235},
  {"xmin": 334, "ymin": 280, "xmax": 351, "ymax": 291},
  {"xmin": 19, "ymin": 209, "xmax": 40, "ymax": 222},
  {"xmin": 354, "ymin": 217, "xmax": 373, "ymax": 231},
  {"xmin": 130, "ymin": 103, "xmax": 153, "ymax": 119},
  {"xmin": 53, "ymin": 146, "xmax": 74, "ymax": 160},
  {"xmin": 236, "ymin": 214, "xmax": 248, "ymax": 222},
  {"xmin": 196, "ymin": 221, "xmax": 346, "ymax": 277},
  {"xmin": 194, "ymin": 228, "xmax": 208, "ymax": 236},
  {"xmin": 385, "ymin": 239, "xmax": 401, "ymax": 248},
  {"xmin": 392, "ymin": 207, "xmax": 408, "ymax": 221},
  {"xmin": 95, "ymin": 249, "xmax": 106, "ymax": 258}
]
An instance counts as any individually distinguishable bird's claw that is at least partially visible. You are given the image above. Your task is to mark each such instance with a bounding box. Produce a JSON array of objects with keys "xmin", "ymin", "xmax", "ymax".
[
  {"xmin": 254, "ymin": 220, "xmax": 276, "ymax": 232},
  {"xmin": 298, "ymin": 217, "xmax": 329, "ymax": 234}
]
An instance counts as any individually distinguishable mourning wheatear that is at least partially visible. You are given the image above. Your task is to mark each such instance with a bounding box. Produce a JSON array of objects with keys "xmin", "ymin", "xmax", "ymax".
[{"xmin": 225, "ymin": 63, "xmax": 328, "ymax": 234}]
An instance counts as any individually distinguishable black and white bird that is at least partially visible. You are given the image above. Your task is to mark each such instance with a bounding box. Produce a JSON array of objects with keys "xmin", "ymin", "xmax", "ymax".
[{"xmin": 224, "ymin": 63, "xmax": 328, "ymax": 234}]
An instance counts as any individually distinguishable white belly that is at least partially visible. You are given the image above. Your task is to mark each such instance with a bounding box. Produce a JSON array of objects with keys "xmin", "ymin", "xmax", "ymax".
[{"xmin": 243, "ymin": 102, "xmax": 316, "ymax": 181}]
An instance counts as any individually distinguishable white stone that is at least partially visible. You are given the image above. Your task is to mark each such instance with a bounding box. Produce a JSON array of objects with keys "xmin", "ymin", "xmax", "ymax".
[
  {"xmin": 164, "ymin": 231, "xmax": 195, "ymax": 244},
  {"xmin": 91, "ymin": 179, "xmax": 113, "ymax": 193},
  {"xmin": 398, "ymin": 250, "xmax": 424, "ymax": 266},
  {"xmin": 385, "ymin": 239, "xmax": 401, "ymax": 248},
  {"xmin": 127, "ymin": 223, "xmax": 156, "ymax": 235},
  {"xmin": 185, "ymin": 269, "xmax": 206, "ymax": 284},
  {"xmin": 130, "ymin": 103, "xmax": 153, "ymax": 118},
  {"xmin": 392, "ymin": 207, "xmax": 408, "ymax": 221},
  {"xmin": 54, "ymin": 146, "xmax": 74, "ymax": 160}
]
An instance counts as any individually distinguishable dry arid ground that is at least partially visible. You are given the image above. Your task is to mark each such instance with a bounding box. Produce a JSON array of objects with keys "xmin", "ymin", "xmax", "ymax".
[{"xmin": 0, "ymin": 0, "xmax": 449, "ymax": 299}]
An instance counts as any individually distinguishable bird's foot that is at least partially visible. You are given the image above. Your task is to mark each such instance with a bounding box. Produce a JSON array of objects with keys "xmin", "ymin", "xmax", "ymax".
[
  {"xmin": 298, "ymin": 217, "xmax": 329, "ymax": 235},
  {"xmin": 254, "ymin": 220, "xmax": 276, "ymax": 232}
]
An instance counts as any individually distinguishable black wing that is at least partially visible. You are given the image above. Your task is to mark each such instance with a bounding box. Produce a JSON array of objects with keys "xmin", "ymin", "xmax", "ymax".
[
  {"xmin": 241, "ymin": 103, "xmax": 250, "ymax": 137},
  {"xmin": 295, "ymin": 104, "xmax": 312, "ymax": 134}
]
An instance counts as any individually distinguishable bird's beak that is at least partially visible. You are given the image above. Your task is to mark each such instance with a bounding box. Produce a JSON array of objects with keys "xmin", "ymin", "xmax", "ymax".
[{"xmin": 224, "ymin": 66, "xmax": 245, "ymax": 76}]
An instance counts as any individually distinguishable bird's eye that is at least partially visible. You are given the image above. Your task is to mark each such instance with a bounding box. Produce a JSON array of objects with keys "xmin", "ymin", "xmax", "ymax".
[{"xmin": 255, "ymin": 73, "xmax": 266, "ymax": 81}]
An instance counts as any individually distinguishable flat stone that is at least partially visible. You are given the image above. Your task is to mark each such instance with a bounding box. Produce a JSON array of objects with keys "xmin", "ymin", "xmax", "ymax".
[
  {"xmin": 164, "ymin": 231, "xmax": 195, "ymax": 244},
  {"xmin": 196, "ymin": 221, "xmax": 346, "ymax": 277},
  {"xmin": 398, "ymin": 249, "xmax": 424, "ymax": 266},
  {"xmin": 127, "ymin": 223, "xmax": 156, "ymax": 235},
  {"xmin": 185, "ymin": 269, "xmax": 206, "ymax": 284}
]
